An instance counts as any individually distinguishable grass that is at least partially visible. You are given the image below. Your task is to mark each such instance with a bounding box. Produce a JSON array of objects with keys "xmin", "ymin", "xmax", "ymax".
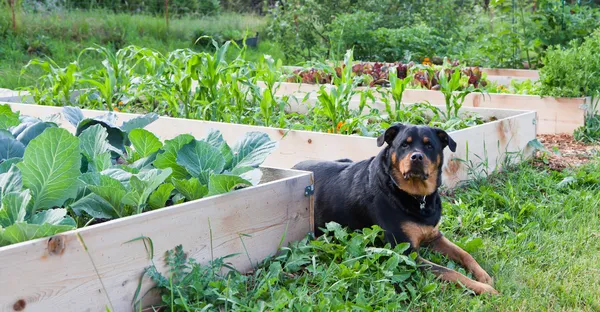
[
  {"xmin": 144, "ymin": 158, "xmax": 600, "ymax": 311},
  {"xmin": 0, "ymin": 9, "xmax": 284, "ymax": 89}
]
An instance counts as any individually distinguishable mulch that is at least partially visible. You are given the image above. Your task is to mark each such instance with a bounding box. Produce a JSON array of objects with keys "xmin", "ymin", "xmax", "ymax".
[{"xmin": 532, "ymin": 134, "xmax": 600, "ymax": 171}]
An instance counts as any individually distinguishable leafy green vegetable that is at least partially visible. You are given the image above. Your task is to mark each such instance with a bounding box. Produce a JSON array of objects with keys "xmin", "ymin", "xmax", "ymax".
[
  {"xmin": 79, "ymin": 124, "xmax": 114, "ymax": 172},
  {"xmin": 154, "ymin": 134, "xmax": 195, "ymax": 180},
  {"xmin": 176, "ymin": 140, "xmax": 225, "ymax": 182},
  {"xmin": 172, "ymin": 177, "xmax": 207, "ymax": 201},
  {"xmin": 207, "ymin": 174, "xmax": 252, "ymax": 196},
  {"xmin": 0, "ymin": 106, "xmax": 277, "ymax": 247},
  {"xmin": 0, "ymin": 138, "xmax": 25, "ymax": 161},
  {"xmin": 148, "ymin": 183, "xmax": 175, "ymax": 210},
  {"xmin": 17, "ymin": 127, "xmax": 82, "ymax": 211},
  {"xmin": 229, "ymin": 132, "xmax": 278, "ymax": 169},
  {"xmin": 129, "ymin": 129, "xmax": 163, "ymax": 158},
  {"xmin": 0, "ymin": 104, "xmax": 20, "ymax": 130}
]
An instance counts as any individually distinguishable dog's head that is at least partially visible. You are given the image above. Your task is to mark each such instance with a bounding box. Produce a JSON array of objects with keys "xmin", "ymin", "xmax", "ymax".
[{"xmin": 377, "ymin": 123, "xmax": 456, "ymax": 196}]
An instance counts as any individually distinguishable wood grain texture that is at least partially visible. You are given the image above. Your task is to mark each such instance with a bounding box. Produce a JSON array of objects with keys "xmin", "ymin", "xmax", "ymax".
[{"xmin": 0, "ymin": 167, "xmax": 312, "ymax": 312}]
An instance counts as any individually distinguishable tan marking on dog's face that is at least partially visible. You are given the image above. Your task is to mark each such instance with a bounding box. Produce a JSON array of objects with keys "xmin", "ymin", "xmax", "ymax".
[
  {"xmin": 401, "ymin": 222, "xmax": 440, "ymax": 249},
  {"xmin": 423, "ymin": 136, "xmax": 430, "ymax": 144},
  {"xmin": 391, "ymin": 152, "xmax": 438, "ymax": 196},
  {"xmin": 406, "ymin": 136, "xmax": 413, "ymax": 143}
]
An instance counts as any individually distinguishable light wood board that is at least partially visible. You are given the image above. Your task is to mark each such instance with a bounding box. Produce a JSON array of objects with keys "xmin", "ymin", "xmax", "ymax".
[{"xmin": 0, "ymin": 166, "xmax": 312, "ymax": 312}]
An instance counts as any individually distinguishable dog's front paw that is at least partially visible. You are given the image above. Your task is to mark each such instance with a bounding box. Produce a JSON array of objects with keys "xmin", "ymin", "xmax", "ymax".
[
  {"xmin": 474, "ymin": 269, "xmax": 494, "ymax": 286},
  {"xmin": 472, "ymin": 281, "xmax": 499, "ymax": 295}
]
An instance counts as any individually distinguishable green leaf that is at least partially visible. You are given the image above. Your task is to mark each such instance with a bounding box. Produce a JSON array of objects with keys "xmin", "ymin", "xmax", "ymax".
[
  {"xmin": 29, "ymin": 208, "xmax": 74, "ymax": 226},
  {"xmin": 172, "ymin": 177, "xmax": 208, "ymax": 201},
  {"xmin": 462, "ymin": 237, "xmax": 484, "ymax": 253},
  {"xmin": 421, "ymin": 283, "xmax": 438, "ymax": 293},
  {"xmin": 101, "ymin": 168, "xmax": 134, "ymax": 188},
  {"xmin": 220, "ymin": 142, "xmax": 234, "ymax": 170},
  {"xmin": 0, "ymin": 164, "xmax": 22, "ymax": 196},
  {"xmin": 0, "ymin": 104, "xmax": 20, "ymax": 130},
  {"xmin": 17, "ymin": 127, "xmax": 82, "ymax": 211},
  {"xmin": 176, "ymin": 140, "xmax": 225, "ymax": 179},
  {"xmin": 231, "ymin": 166, "xmax": 263, "ymax": 185},
  {"xmin": 123, "ymin": 168, "xmax": 172, "ymax": 211},
  {"xmin": 0, "ymin": 129, "xmax": 14, "ymax": 140},
  {"xmin": 154, "ymin": 134, "xmax": 194, "ymax": 180},
  {"xmin": 129, "ymin": 129, "xmax": 163, "ymax": 158},
  {"xmin": 0, "ymin": 190, "xmax": 31, "ymax": 227},
  {"xmin": 0, "ymin": 222, "xmax": 74, "ymax": 246},
  {"xmin": 148, "ymin": 183, "xmax": 175, "ymax": 210},
  {"xmin": 0, "ymin": 158, "xmax": 22, "ymax": 174},
  {"xmin": 76, "ymin": 116, "xmax": 126, "ymax": 154},
  {"xmin": 207, "ymin": 174, "xmax": 252, "ymax": 196},
  {"xmin": 230, "ymin": 132, "xmax": 277, "ymax": 169},
  {"xmin": 203, "ymin": 128, "xmax": 225, "ymax": 148},
  {"xmin": 0, "ymin": 138, "xmax": 25, "ymax": 161},
  {"xmin": 527, "ymin": 138, "xmax": 546, "ymax": 152},
  {"xmin": 120, "ymin": 113, "xmax": 159, "ymax": 134},
  {"xmin": 14, "ymin": 121, "xmax": 56, "ymax": 146},
  {"xmin": 129, "ymin": 154, "xmax": 157, "ymax": 171},
  {"xmin": 86, "ymin": 175, "xmax": 127, "ymax": 215},
  {"xmin": 79, "ymin": 124, "xmax": 114, "ymax": 172},
  {"xmin": 62, "ymin": 106, "xmax": 85, "ymax": 128},
  {"xmin": 70, "ymin": 193, "xmax": 118, "ymax": 219}
]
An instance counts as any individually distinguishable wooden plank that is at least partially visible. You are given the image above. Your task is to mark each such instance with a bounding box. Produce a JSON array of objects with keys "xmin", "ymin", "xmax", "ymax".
[
  {"xmin": 0, "ymin": 167, "xmax": 312, "ymax": 312},
  {"xmin": 481, "ymin": 68, "xmax": 539, "ymax": 79},
  {"xmin": 4, "ymin": 103, "xmax": 536, "ymax": 189}
]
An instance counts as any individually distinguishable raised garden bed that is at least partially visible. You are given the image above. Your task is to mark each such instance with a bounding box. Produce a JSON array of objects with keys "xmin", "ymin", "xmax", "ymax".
[
  {"xmin": 4, "ymin": 102, "xmax": 537, "ymax": 189},
  {"xmin": 263, "ymin": 80, "xmax": 592, "ymax": 135},
  {"xmin": 0, "ymin": 104, "xmax": 313, "ymax": 311}
]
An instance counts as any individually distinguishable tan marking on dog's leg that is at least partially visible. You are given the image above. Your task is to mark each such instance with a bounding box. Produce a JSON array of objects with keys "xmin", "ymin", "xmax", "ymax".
[
  {"xmin": 417, "ymin": 257, "xmax": 499, "ymax": 295},
  {"xmin": 429, "ymin": 236, "xmax": 493, "ymax": 285},
  {"xmin": 401, "ymin": 222, "xmax": 440, "ymax": 249}
]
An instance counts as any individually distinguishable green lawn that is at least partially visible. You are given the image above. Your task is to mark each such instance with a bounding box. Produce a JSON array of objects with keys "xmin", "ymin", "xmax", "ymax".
[
  {"xmin": 0, "ymin": 10, "xmax": 283, "ymax": 89},
  {"xmin": 142, "ymin": 156, "xmax": 600, "ymax": 311}
]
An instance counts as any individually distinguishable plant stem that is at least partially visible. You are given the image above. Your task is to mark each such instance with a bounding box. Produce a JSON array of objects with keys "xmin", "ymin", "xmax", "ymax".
[
  {"xmin": 165, "ymin": 0, "xmax": 169, "ymax": 29},
  {"xmin": 10, "ymin": 0, "xmax": 17, "ymax": 32}
]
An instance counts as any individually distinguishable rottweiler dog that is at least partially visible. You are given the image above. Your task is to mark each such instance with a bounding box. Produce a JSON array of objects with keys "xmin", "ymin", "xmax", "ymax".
[{"xmin": 293, "ymin": 124, "xmax": 498, "ymax": 295}]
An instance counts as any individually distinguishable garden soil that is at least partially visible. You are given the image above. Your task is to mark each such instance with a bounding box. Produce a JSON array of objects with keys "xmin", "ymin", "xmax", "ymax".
[{"xmin": 534, "ymin": 134, "xmax": 600, "ymax": 170}]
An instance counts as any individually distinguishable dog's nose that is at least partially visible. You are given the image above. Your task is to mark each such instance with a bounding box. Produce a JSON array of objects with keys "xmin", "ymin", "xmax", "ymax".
[{"xmin": 410, "ymin": 152, "xmax": 424, "ymax": 162}]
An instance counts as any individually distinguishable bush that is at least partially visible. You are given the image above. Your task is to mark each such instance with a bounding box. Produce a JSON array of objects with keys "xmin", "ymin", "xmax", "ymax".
[
  {"xmin": 327, "ymin": 12, "xmax": 449, "ymax": 62},
  {"xmin": 327, "ymin": 11, "xmax": 381, "ymax": 60},
  {"xmin": 49, "ymin": 0, "xmax": 218, "ymax": 16},
  {"xmin": 371, "ymin": 26, "xmax": 448, "ymax": 62},
  {"xmin": 196, "ymin": 0, "xmax": 221, "ymax": 16},
  {"xmin": 538, "ymin": 29, "xmax": 600, "ymax": 98}
]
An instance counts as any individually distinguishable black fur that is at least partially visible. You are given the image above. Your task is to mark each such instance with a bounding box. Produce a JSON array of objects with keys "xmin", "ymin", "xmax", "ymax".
[{"xmin": 293, "ymin": 124, "xmax": 456, "ymax": 252}]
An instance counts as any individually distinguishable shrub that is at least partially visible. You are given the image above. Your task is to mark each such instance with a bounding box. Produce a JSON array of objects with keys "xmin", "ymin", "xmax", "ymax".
[
  {"xmin": 371, "ymin": 26, "xmax": 448, "ymax": 62},
  {"xmin": 327, "ymin": 11, "xmax": 381, "ymax": 60},
  {"xmin": 538, "ymin": 29, "xmax": 600, "ymax": 98}
]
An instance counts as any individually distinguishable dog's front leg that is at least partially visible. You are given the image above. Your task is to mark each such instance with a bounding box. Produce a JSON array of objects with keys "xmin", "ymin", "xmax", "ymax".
[
  {"xmin": 428, "ymin": 236, "xmax": 494, "ymax": 286},
  {"xmin": 417, "ymin": 257, "xmax": 498, "ymax": 295}
]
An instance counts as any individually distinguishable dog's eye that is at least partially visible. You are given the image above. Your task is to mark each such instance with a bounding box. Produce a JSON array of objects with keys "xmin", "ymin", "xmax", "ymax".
[
  {"xmin": 401, "ymin": 142, "xmax": 409, "ymax": 148},
  {"xmin": 425, "ymin": 143, "xmax": 433, "ymax": 149}
]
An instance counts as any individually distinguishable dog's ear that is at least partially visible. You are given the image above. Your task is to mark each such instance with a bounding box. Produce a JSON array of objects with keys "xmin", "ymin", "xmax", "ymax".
[
  {"xmin": 377, "ymin": 124, "xmax": 405, "ymax": 147},
  {"xmin": 435, "ymin": 128, "xmax": 457, "ymax": 152}
]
